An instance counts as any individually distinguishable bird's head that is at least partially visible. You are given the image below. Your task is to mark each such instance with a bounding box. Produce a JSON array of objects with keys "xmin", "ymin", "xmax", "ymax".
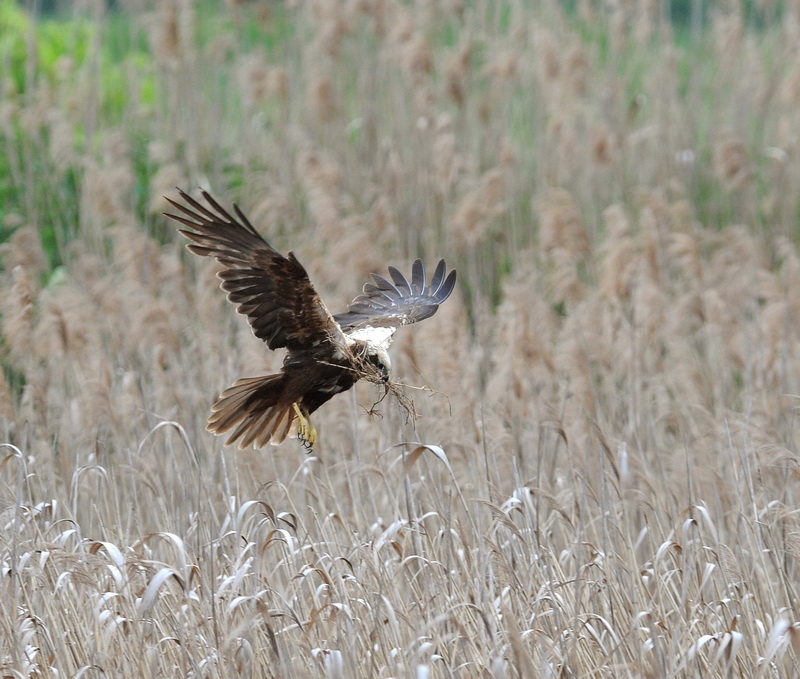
[
  {"xmin": 346, "ymin": 325, "xmax": 395, "ymax": 383},
  {"xmin": 365, "ymin": 344, "xmax": 391, "ymax": 382}
]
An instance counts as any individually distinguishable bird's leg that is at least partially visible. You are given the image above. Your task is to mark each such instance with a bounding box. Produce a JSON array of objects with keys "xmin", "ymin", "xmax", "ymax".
[{"xmin": 292, "ymin": 402, "xmax": 317, "ymax": 451}]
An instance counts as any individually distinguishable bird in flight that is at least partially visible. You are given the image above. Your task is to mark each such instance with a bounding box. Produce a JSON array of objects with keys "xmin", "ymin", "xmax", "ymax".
[{"xmin": 165, "ymin": 189, "xmax": 457, "ymax": 450}]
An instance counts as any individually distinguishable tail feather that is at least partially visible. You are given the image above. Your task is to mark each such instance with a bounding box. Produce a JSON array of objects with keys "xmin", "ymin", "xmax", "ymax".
[
  {"xmin": 273, "ymin": 405, "xmax": 297, "ymax": 443},
  {"xmin": 208, "ymin": 376, "xmax": 275, "ymax": 433},
  {"xmin": 207, "ymin": 374, "xmax": 297, "ymax": 448}
]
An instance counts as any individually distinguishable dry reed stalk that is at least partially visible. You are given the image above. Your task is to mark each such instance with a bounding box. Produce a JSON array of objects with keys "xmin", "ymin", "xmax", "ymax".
[
  {"xmin": 237, "ymin": 50, "xmax": 271, "ymax": 113},
  {"xmin": 148, "ymin": 163, "xmax": 187, "ymax": 214},
  {"xmin": 0, "ymin": 226, "xmax": 47, "ymax": 278},
  {"xmin": 149, "ymin": 0, "xmax": 196, "ymax": 69},
  {"xmin": 308, "ymin": 76, "xmax": 336, "ymax": 124},
  {"xmin": 46, "ymin": 110, "xmax": 77, "ymax": 173},
  {"xmin": 81, "ymin": 132, "xmax": 136, "ymax": 231},
  {"xmin": 297, "ymin": 148, "xmax": 344, "ymax": 238},
  {"xmin": 445, "ymin": 36, "xmax": 472, "ymax": 105},
  {"xmin": 449, "ymin": 166, "xmax": 506, "ymax": 252},
  {"xmin": 714, "ymin": 133, "xmax": 753, "ymax": 190},
  {"xmin": 538, "ymin": 189, "xmax": 590, "ymax": 258},
  {"xmin": 432, "ymin": 113, "xmax": 459, "ymax": 196},
  {"xmin": 0, "ymin": 366, "xmax": 15, "ymax": 423},
  {"xmin": 2, "ymin": 267, "xmax": 36, "ymax": 368}
]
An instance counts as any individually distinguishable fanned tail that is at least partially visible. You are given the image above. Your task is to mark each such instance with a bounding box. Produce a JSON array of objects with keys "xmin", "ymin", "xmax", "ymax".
[{"xmin": 208, "ymin": 374, "xmax": 297, "ymax": 449}]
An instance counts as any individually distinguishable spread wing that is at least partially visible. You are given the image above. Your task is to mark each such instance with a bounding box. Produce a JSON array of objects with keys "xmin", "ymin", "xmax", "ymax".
[
  {"xmin": 165, "ymin": 189, "xmax": 345, "ymax": 352},
  {"xmin": 334, "ymin": 259, "xmax": 457, "ymax": 331}
]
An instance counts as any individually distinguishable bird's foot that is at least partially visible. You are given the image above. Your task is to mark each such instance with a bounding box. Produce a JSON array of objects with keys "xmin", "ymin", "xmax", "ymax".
[{"xmin": 292, "ymin": 403, "xmax": 317, "ymax": 451}]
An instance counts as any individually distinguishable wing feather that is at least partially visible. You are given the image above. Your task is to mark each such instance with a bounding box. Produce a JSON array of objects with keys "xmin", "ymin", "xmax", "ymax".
[
  {"xmin": 429, "ymin": 259, "xmax": 446, "ymax": 293},
  {"xmin": 369, "ymin": 273, "xmax": 400, "ymax": 294},
  {"xmin": 410, "ymin": 259, "xmax": 426, "ymax": 294},
  {"xmin": 165, "ymin": 188, "xmax": 345, "ymax": 352},
  {"xmin": 387, "ymin": 266, "xmax": 412, "ymax": 295},
  {"xmin": 434, "ymin": 267, "xmax": 457, "ymax": 299},
  {"xmin": 362, "ymin": 283, "xmax": 396, "ymax": 302},
  {"xmin": 334, "ymin": 258, "xmax": 457, "ymax": 330}
]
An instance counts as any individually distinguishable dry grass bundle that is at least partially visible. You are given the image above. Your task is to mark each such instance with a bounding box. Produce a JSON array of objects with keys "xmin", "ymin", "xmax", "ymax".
[
  {"xmin": 4, "ymin": 1, "xmax": 800, "ymax": 676},
  {"xmin": 2, "ymin": 267, "xmax": 37, "ymax": 368}
]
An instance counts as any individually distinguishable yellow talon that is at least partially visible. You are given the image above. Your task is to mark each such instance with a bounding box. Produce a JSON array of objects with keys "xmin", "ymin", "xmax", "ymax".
[{"xmin": 292, "ymin": 403, "xmax": 317, "ymax": 451}]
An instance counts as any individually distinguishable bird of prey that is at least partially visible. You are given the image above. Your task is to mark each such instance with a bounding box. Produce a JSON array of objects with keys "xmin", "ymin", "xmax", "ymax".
[{"xmin": 165, "ymin": 189, "xmax": 457, "ymax": 450}]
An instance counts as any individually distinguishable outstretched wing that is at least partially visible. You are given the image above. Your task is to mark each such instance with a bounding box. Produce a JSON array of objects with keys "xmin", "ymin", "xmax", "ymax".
[
  {"xmin": 334, "ymin": 259, "xmax": 456, "ymax": 331},
  {"xmin": 165, "ymin": 189, "xmax": 344, "ymax": 352}
]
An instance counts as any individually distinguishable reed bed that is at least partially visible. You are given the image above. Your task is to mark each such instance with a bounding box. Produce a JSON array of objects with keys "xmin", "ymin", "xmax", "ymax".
[{"xmin": 3, "ymin": 0, "xmax": 800, "ymax": 676}]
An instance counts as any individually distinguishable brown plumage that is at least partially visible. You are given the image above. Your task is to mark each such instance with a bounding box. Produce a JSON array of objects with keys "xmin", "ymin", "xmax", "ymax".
[{"xmin": 165, "ymin": 189, "xmax": 456, "ymax": 449}]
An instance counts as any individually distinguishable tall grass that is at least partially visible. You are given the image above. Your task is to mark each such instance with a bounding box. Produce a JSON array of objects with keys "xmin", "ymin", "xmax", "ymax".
[{"xmin": 3, "ymin": 0, "xmax": 800, "ymax": 676}]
